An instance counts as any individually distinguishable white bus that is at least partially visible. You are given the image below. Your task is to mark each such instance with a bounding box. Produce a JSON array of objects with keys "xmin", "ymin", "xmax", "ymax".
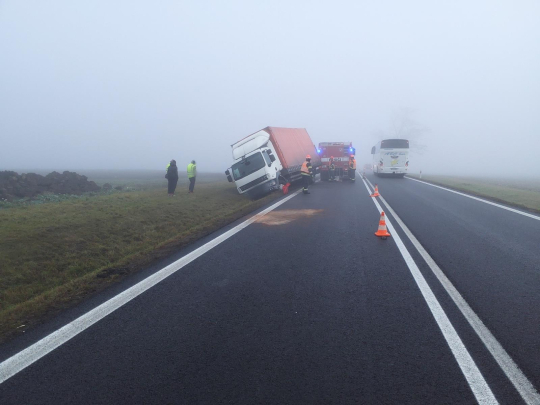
[{"xmin": 371, "ymin": 139, "xmax": 409, "ymax": 177}]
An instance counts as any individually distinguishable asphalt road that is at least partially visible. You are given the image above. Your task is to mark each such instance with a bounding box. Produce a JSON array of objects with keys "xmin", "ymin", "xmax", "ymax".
[{"xmin": 1, "ymin": 174, "xmax": 539, "ymax": 404}]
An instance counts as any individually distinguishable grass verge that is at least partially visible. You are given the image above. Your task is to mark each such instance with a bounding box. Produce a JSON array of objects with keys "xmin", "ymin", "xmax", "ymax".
[
  {"xmin": 0, "ymin": 177, "xmax": 281, "ymax": 343},
  {"xmin": 406, "ymin": 174, "xmax": 540, "ymax": 213}
]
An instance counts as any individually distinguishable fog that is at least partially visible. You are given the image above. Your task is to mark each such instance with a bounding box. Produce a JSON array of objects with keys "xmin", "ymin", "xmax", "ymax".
[{"xmin": 1, "ymin": 1, "xmax": 539, "ymax": 176}]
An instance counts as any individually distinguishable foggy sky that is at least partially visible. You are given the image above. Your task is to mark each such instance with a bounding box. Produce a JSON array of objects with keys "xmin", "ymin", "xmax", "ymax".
[{"xmin": 1, "ymin": 0, "xmax": 539, "ymax": 175}]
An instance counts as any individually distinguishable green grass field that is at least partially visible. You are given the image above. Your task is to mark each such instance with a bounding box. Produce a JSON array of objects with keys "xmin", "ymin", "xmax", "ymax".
[
  {"xmin": 407, "ymin": 174, "xmax": 540, "ymax": 213},
  {"xmin": 0, "ymin": 172, "xmax": 281, "ymax": 342}
]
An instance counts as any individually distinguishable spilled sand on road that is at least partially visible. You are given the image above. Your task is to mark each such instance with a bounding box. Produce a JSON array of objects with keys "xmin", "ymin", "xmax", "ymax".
[{"xmin": 256, "ymin": 209, "xmax": 323, "ymax": 225}]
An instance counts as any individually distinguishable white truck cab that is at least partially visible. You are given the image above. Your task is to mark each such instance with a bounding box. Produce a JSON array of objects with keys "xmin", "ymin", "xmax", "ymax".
[{"xmin": 225, "ymin": 130, "xmax": 282, "ymax": 195}]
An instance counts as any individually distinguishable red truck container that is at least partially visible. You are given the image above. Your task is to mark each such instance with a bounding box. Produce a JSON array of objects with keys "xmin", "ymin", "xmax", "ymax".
[
  {"xmin": 265, "ymin": 127, "xmax": 321, "ymax": 178},
  {"xmin": 317, "ymin": 142, "xmax": 356, "ymax": 181},
  {"xmin": 227, "ymin": 127, "xmax": 321, "ymax": 196}
]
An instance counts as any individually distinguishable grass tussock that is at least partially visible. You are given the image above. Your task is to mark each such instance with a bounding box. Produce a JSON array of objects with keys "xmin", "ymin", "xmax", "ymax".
[
  {"xmin": 0, "ymin": 177, "xmax": 280, "ymax": 342},
  {"xmin": 407, "ymin": 174, "xmax": 540, "ymax": 213}
]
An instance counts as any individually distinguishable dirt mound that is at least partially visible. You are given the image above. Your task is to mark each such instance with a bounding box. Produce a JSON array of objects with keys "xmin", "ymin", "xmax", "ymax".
[{"xmin": 0, "ymin": 171, "xmax": 101, "ymax": 201}]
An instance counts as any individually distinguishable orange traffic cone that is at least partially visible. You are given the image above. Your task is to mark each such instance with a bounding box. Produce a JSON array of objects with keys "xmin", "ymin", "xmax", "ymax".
[
  {"xmin": 370, "ymin": 185, "xmax": 380, "ymax": 197},
  {"xmin": 282, "ymin": 182, "xmax": 291, "ymax": 194},
  {"xmin": 375, "ymin": 211, "xmax": 391, "ymax": 239}
]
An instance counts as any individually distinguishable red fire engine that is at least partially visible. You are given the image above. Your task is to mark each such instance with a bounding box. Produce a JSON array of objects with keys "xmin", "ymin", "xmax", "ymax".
[{"xmin": 317, "ymin": 142, "xmax": 356, "ymax": 181}]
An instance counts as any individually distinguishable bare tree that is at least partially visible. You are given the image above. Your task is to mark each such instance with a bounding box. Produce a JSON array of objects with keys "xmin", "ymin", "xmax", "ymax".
[{"xmin": 373, "ymin": 108, "xmax": 430, "ymax": 155}]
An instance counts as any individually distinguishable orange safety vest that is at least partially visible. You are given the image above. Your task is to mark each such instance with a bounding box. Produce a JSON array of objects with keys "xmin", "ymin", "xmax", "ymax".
[
  {"xmin": 349, "ymin": 159, "xmax": 357, "ymax": 170},
  {"xmin": 301, "ymin": 161, "xmax": 312, "ymax": 175}
]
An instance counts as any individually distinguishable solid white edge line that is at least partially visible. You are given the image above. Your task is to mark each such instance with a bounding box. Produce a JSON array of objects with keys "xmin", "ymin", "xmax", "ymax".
[
  {"xmin": 0, "ymin": 189, "xmax": 302, "ymax": 385},
  {"xmin": 361, "ymin": 177, "xmax": 498, "ymax": 405},
  {"xmin": 405, "ymin": 176, "xmax": 540, "ymax": 221},
  {"xmin": 365, "ymin": 177, "xmax": 540, "ymax": 405}
]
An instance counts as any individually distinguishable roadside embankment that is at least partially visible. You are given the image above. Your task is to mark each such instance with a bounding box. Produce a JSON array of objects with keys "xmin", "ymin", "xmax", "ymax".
[
  {"xmin": 0, "ymin": 175, "xmax": 281, "ymax": 343},
  {"xmin": 0, "ymin": 171, "xmax": 100, "ymax": 201},
  {"xmin": 406, "ymin": 174, "xmax": 540, "ymax": 213}
]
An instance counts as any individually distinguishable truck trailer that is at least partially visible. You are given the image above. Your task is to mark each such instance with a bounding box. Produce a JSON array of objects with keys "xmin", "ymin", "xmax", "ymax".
[
  {"xmin": 225, "ymin": 127, "xmax": 321, "ymax": 197},
  {"xmin": 317, "ymin": 142, "xmax": 356, "ymax": 181}
]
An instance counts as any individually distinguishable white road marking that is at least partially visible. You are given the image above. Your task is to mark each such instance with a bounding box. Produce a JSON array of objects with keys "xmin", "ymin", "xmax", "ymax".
[
  {"xmin": 405, "ymin": 176, "xmax": 540, "ymax": 221},
  {"xmin": 0, "ymin": 189, "xmax": 302, "ymax": 385},
  {"xmin": 360, "ymin": 177, "xmax": 499, "ymax": 405},
  {"xmin": 365, "ymin": 177, "xmax": 540, "ymax": 404}
]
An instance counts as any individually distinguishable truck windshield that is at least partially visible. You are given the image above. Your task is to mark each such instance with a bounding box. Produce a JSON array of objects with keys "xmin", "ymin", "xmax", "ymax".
[{"xmin": 231, "ymin": 152, "xmax": 265, "ymax": 181}]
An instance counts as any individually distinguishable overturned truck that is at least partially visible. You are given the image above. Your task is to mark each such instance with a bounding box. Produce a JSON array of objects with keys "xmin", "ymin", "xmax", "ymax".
[{"xmin": 225, "ymin": 127, "xmax": 320, "ymax": 197}]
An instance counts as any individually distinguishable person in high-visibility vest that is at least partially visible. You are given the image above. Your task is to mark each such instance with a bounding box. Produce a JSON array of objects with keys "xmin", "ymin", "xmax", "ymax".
[
  {"xmin": 329, "ymin": 156, "xmax": 336, "ymax": 182},
  {"xmin": 348, "ymin": 155, "xmax": 357, "ymax": 181},
  {"xmin": 187, "ymin": 160, "xmax": 197, "ymax": 193},
  {"xmin": 301, "ymin": 155, "xmax": 313, "ymax": 194}
]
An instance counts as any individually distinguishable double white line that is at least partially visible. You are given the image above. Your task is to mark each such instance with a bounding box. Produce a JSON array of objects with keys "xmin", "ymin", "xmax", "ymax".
[{"xmin": 361, "ymin": 175, "xmax": 540, "ymax": 405}]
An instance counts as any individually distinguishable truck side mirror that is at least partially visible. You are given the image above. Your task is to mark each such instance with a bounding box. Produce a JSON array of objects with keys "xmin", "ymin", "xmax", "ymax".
[
  {"xmin": 226, "ymin": 175, "xmax": 233, "ymax": 183},
  {"xmin": 225, "ymin": 169, "xmax": 230, "ymax": 175}
]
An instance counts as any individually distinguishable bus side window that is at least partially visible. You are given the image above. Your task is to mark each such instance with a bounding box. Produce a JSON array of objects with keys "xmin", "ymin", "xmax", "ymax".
[{"xmin": 371, "ymin": 146, "xmax": 376, "ymax": 154}]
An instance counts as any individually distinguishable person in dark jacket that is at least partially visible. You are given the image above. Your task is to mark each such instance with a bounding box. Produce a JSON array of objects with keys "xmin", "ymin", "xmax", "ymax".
[{"xmin": 166, "ymin": 160, "xmax": 179, "ymax": 196}]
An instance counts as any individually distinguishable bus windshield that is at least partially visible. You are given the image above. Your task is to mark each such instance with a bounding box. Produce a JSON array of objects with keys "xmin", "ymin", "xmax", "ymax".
[
  {"xmin": 231, "ymin": 152, "xmax": 265, "ymax": 180},
  {"xmin": 381, "ymin": 139, "xmax": 409, "ymax": 149}
]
